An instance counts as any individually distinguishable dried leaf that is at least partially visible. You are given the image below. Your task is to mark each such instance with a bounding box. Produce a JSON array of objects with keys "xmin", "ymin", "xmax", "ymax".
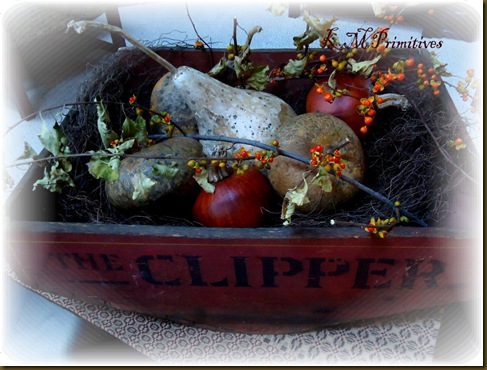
[
  {"xmin": 430, "ymin": 51, "xmax": 452, "ymax": 77},
  {"xmin": 121, "ymin": 115, "xmax": 148, "ymax": 145},
  {"xmin": 152, "ymin": 161, "xmax": 180, "ymax": 178},
  {"xmin": 282, "ymin": 58, "xmax": 308, "ymax": 78},
  {"xmin": 95, "ymin": 99, "xmax": 118, "ymax": 149},
  {"xmin": 38, "ymin": 121, "xmax": 61, "ymax": 155},
  {"xmin": 328, "ymin": 69, "xmax": 337, "ymax": 91},
  {"xmin": 132, "ymin": 173, "xmax": 156, "ymax": 201},
  {"xmin": 33, "ymin": 161, "xmax": 75, "ymax": 193},
  {"xmin": 207, "ymin": 57, "xmax": 228, "ymax": 78},
  {"xmin": 86, "ymin": 152, "xmax": 121, "ymax": 181},
  {"xmin": 281, "ymin": 173, "xmax": 310, "ymax": 225},
  {"xmin": 293, "ymin": 30, "xmax": 320, "ymax": 49},
  {"xmin": 17, "ymin": 142, "xmax": 39, "ymax": 162},
  {"xmin": 303, "ymin": 13, "xmax": 338, "ymax": 38},
  {"xmin": 349, "ymin": 55, "xmax": 381, "ymax": 77},
  {"xmin": 245, "ymin": 65, "xmax": 269, "ymax": 90},
  {"xmin": 193, "ymin": 170, "xmax": 215, "ymax": 193},
  {"xmin": 311, "ymin": 166, "xmax": 333, "ymax": 192}
]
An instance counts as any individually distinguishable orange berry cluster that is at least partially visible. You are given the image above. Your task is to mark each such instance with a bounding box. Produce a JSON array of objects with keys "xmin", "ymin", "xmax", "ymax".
[
  {"xmin": 315, "ymin": 84, "xmax": 350, "ymax": 104},
  {"xmin": 376, "ymin": 5, "xmax": 405, "ymax": 24},
  {"xmin": 370, "ymin": 69, "xmax": 405, "ymax": 93},
  {"xmin": 414, "ymin": 62, "xmax": 442, "ymax": 95},
  {"xmin": 456, "ymin": 69, "xmax": 479, "ymax": 112},
  {"xmin": 254, "ymin": 140, "xmax": 279, "ymax": 169},
  {"xmin": 310, "ymin": 146, "xmax": 346, "ymax": 177},
  {"xmin": 357, "ymin": 96, "xmax": 379, "ymax": 134},
  {"xmin": 194, "ymin": 39, "xmax": 204, "ymax": 50}
]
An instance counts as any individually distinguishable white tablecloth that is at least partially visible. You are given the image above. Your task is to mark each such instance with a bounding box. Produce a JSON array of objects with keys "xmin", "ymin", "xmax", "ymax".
[{"xmin": 6, "ymin": 265, "xmax": 443, "ymax": 366}]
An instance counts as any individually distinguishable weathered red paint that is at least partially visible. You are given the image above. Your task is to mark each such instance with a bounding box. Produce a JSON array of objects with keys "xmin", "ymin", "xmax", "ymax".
[{"xmin": 6, "ymin": 222, "xmax": 476, "ymax": 333}]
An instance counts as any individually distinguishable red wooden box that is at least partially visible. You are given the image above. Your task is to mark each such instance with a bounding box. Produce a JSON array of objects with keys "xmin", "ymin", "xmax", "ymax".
[{"xmin": 5, "ymin": 48, "xmax": 480, "ymax": 334}]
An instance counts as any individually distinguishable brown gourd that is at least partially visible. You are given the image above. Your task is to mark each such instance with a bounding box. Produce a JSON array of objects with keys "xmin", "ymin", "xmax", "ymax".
[{"xmin": 268, "ymin": 113, "xmax": 366, "ymax": 213}]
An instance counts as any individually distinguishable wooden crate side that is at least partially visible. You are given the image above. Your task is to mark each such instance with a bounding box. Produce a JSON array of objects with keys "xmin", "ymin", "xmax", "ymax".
[{"xmin": 6, "ymin": 221, "xmax": 477, "ymax": 333}]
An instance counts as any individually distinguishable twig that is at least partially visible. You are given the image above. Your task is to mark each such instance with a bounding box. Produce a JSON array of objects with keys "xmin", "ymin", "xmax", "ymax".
[
  {"xmin": 4, "ymin": 101, "xmax": 124, "ymax": 136},
  {"xmin": 66, "ymin": 20, "xmax": 177, "ymax": 74},
  {"xmin": 409, "ymin": 99, "xmax": 478, "ymax": 186},
  {"xmin": 185, "ymin": 3, "xmax": 214, "ymax": 66}
]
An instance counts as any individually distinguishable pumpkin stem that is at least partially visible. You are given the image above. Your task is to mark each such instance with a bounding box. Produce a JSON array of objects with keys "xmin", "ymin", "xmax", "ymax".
[
  {"xmin": 207, "ymin": 146, "xmax": 232, "ymax": 183},
  {"xmin": 375, "ymin": 93, "xmax": 410, "ymax": 111}
]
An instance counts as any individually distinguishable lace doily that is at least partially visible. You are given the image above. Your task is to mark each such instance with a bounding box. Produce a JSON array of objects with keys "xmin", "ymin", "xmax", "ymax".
[{"xmin": 6, "ymin": 263, "xmax": 443, "ymax": 366}]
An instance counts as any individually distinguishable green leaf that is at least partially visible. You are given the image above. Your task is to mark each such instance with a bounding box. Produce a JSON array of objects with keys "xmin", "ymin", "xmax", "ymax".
[
  {"xmin": 17, "ymin": 142, "xmax": 39, "ymax": 161},
  {"xmin": 311, "ymin": 166, "xmax": 333, "ymax": 192},
  {"xmin": 349, "ymin": 55, "xmax": 381, "ymax": 77},
  {"xmin": 233, "ymin": 55, "xmax": 250, "ymax": 79},
  {"xmin": 121, "ymin": 116, "xmax": 148, "ymax": 145},
  {"xmin": 293, "ymin": 29, "xmax": 320, "ymax": 50},
  {"xmin": 193, "ymin": 169, "xmax": 215, "ymax": 193},
  {"xmin": 86, "ymin": 151, "xmax": 121, "ymax": 181},
  {"xmin": 110, "ymin": 139, "xmax": 135, "ymax": 154},
  {"xmin": 430, "ymin": 51, "xmax": 452, "ymax": 77},
  {"xmin": 245, "ymin": 65, "xmax": 269, "ymax": 91},
  {"xmin": 132, "ymin": 173, "xmax": 156, "ymax": 201},
  {"xmin": 152, "ymin": 161, "xmax": 180, "ymax": 178},
  {"xmin": 282, "ymin": 58, "xmax": 307, "ymax": 78},
  {"xmin": 95, "ymin": 99, "xmax": 118, "ymax": 149},
  {"xmin": 33, "ymin": 161, "xmax": 75, "ymax": 193},
  {"xmin": 38, "ymin": 121, "xmax": 61, "ymax": 155},
  {"xmin": 207, "ymin": 57, "xmax": 228, "ymax": 78}
]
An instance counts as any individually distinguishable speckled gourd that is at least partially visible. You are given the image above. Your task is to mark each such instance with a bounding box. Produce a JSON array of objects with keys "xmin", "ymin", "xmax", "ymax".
[{"xmin": 169, "ymin": 66, "xmax": 297, "ymax": 155}]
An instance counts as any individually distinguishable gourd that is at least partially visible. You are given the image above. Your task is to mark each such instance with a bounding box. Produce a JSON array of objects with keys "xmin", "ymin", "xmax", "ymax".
[
  {"xmin": 268, "ymin": 113, "xmax": 365, "ymax": 213},
  {"xmin": 68, "ymin": 20, "xmax": 297, "ymax": 156},
  {"xmin": 150, "ymin": 73, "xmax": 199, "ymax": 135},
  {"xmin": 105, "ymin": 137, "xmax": 203, "ymax": 209},
  {"xmin": 170, "ymin": 66, "xmax": 296, "ymax": 155}
]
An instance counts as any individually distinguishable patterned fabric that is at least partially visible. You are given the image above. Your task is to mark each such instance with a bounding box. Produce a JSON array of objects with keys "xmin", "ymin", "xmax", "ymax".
[{"xmin": 5, "ymin": 265, "xmax": 443, "ymax": 365}]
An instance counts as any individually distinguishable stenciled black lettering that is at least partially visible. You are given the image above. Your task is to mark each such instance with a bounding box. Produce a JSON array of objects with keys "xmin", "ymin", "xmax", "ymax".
[
  {"xmin": 261, "ymin": 257, "xmax": 303, "ymax": 287},
  {"xmin": 352, "ymin": 258, "xmax": 394, "ymax": 289},
  {"xmin": 184, "ymin": 256, "xmax": 228, "ymax": 287},
  {"xmin": 100, "ymin": 254, "xmax": 124, "ymax": 271},
  {"xmin": 49, "ymin": 252, "xmax": 73, "ymax": 268},
  {"xmin": 306, "ymin": 258, "xmax": 350, "ymax": 288},
  {"xmin": 72, "ymin": 253, "xmax": 99, "ymax": 270},
  {"xmin": 401, "ymin": 258, "xmax": 445, "ymax": 288},
  {"xmin": 232, "ymin": 256, "xmax": 251, "ymax": 287},
  {"xmin": 136, "ymin": 255, "xmax": 181, "ymax": 286}
]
